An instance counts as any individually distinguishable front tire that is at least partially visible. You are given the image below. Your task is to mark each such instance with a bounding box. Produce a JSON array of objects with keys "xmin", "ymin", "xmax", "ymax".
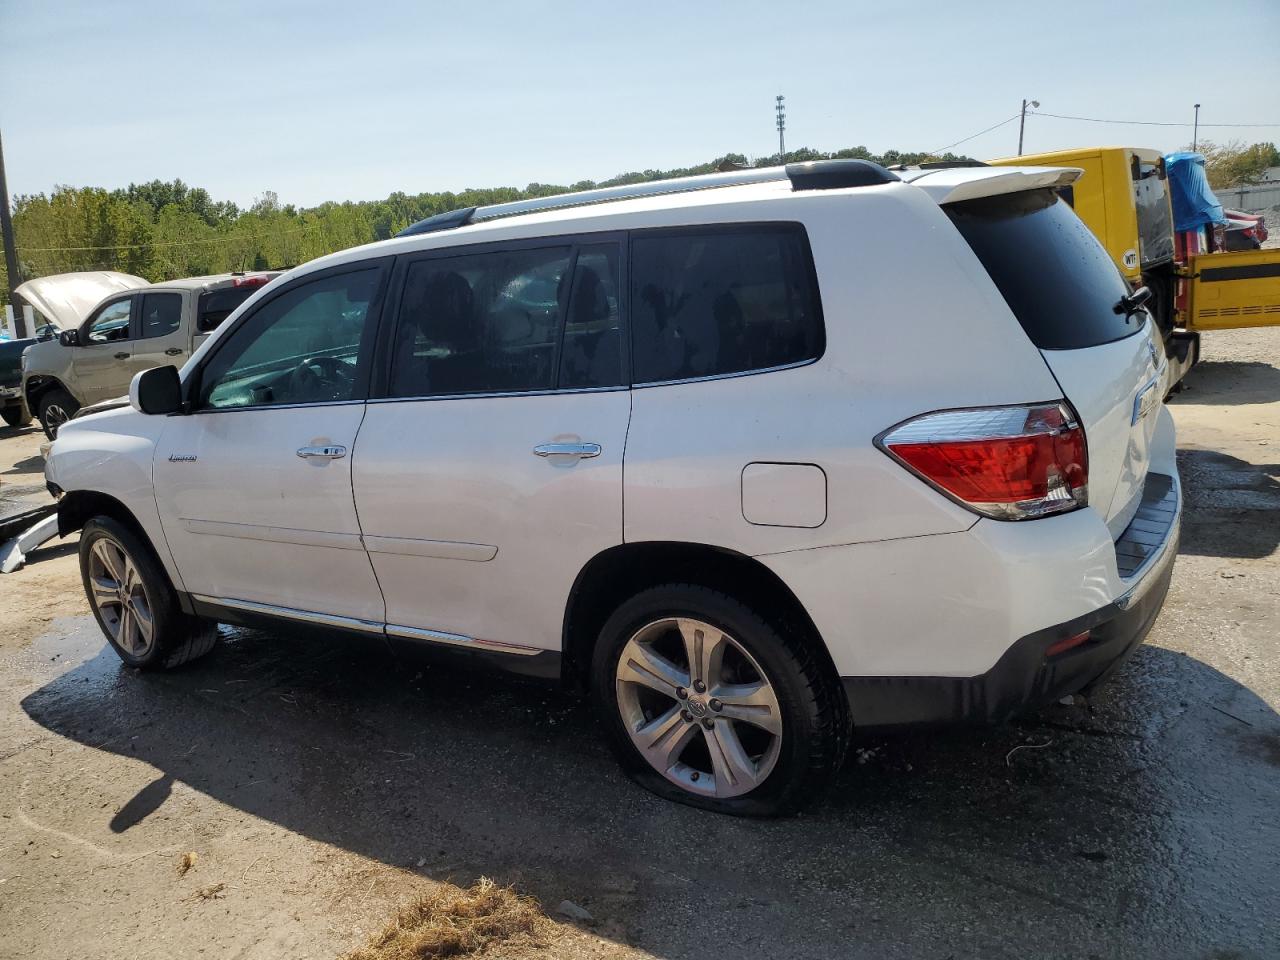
[
  {"xmin": 38, "ymin": 389, "xmax": 78, "ymax": 440},
  {"xmin": 79, "ymin": 516, "xmax": 218, "ymax": 670},
  {"xmin": 591, "ymin": 584, "xmax": 848, "ymax": 816}
]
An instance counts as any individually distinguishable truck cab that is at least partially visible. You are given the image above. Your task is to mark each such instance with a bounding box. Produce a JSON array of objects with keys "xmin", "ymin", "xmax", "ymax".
[{"xmin": 19, "ymin": 271, "xmax": 280, "ymax": 437}]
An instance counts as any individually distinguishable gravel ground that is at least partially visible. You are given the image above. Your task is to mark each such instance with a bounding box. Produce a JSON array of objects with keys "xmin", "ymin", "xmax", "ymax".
[{"xmin": 0, "ymin": 329, "xmax": 1277, "ymax": 960}]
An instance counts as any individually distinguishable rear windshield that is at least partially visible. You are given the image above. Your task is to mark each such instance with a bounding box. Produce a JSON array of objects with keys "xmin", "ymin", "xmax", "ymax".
[
  {"xmin": 946, "ymin": 189, "xmax": 1140, "ymax": 350},
  {"xmin": 197, "ymin": 287, "xmax": 259, "ymax": 332}
]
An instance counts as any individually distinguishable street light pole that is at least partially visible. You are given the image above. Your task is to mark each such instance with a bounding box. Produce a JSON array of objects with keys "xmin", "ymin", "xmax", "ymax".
[
  {"xmin": 0, "ymin": 130, "xmax": 25, "ymax": 334},
  {"xmin": 1017, "ymin": 99, "xmax": 1040, "ymax": 156},
  {"xmin": 1193, "ymin": 103, "xmax": 1201, "ymax": 151}
]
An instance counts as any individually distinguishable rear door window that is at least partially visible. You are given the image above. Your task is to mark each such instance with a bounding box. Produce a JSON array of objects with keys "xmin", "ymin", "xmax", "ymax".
[
  {"xmin": 138, "ymin": 293, "xmax": 182, "ymax": 339},
  {"xmin": 630, "ymin": 224, "xmax": 823, "ymax": 384},
  {"xmin": 389, "ymin": 246, "xmax": 573, "ymax": 397},
  {"xmin": 946, "ymin": 189, "xmax": 1140, "ymax": 350}
]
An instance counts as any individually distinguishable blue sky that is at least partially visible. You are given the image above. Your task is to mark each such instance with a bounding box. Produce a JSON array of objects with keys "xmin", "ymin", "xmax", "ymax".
[{"xmin": 3, "ymin": 0, "xmax": 1278, "ymax": 208}]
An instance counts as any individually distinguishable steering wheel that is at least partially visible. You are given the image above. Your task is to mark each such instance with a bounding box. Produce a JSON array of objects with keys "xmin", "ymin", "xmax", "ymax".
[{"xmin": 288, "ymin": 355, "xmax": 350, "ymax": 401}]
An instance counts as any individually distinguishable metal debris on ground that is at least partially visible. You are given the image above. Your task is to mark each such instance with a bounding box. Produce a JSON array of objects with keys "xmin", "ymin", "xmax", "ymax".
[
  {"xmin": 0, "ymin": 511, "xmax": 59, "ymax": 574},
  {"xmin": 1005, "ymin": 739, "xmax": 1055, "ymax": 767}
]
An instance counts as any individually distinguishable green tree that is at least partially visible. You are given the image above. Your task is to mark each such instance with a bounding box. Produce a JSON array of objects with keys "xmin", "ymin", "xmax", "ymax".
[
  {"xmin": 1195, "ymin": 141, "xmax": 1280, "ymax": 189},
  {"xmin": 3, "ymin": 144, "xmax": 976, "ymax": 306}
]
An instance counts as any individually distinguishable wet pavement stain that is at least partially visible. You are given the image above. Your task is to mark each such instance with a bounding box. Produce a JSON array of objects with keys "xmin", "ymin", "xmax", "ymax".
[{"xmin": 11, "ymin": 609, "xmax": 1280, "ymax": 960}]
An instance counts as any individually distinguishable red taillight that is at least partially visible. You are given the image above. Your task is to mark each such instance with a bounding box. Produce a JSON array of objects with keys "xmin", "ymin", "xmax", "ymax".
[
  {"xmin": 232, "ymin": 275, "xmax": 270, "ymax": 288},
  {"xmin": 878, "ymin": 402, "xmax": 1088, "ymax": 520}
]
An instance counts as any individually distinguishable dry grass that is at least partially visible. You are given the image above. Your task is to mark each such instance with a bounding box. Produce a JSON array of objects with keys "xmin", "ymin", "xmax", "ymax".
[
  {"xmin": 185, "ymin": 882, "xmax": 226, "ymax": 902},
  {"xmin": 177, "ymin": 852, "xmax": 198, "ymax": 878},
  {"xmin": 341, "ymin": 878, "xmax": 554, "ymax": 960}
]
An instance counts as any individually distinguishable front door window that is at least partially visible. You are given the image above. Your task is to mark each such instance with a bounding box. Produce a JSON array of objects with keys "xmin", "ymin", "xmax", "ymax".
[
  {"xmin": 85, "ymin": 299, "xmax": 133, "ymax": 344},
  {"xmin": 197, "ymin": 268, "xmax": 382, "ymax": 409}
]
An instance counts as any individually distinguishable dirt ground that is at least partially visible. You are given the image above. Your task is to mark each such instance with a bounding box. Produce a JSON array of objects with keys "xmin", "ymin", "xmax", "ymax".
[
  {"xmin": 1, "ymin": 329, "xmax": 1277, "ymax": 959},
  {"xmin": 0, "ymin": 426, "xmax": 83, "ymax": 648}
]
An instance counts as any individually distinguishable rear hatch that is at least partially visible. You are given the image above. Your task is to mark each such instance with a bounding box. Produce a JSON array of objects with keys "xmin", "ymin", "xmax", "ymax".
[{"xmin": 936, "ymin": 176, "xmax": 1162, "ymax": 537}]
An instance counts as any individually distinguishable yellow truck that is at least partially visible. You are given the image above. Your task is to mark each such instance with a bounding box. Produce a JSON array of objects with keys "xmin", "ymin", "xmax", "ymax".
[{"xmin": 988, "ymin": 146, "xmax": 1280, "ymax": 389}]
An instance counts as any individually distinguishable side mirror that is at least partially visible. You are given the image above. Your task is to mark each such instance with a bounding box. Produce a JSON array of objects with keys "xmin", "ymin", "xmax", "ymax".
[
  {"xmin": 58, "ymin": 329, "xmax": 80, "ymax": 347},
  {"xmin": 130, "ymin": 365, "xmax": 183, "ymax": 416}
]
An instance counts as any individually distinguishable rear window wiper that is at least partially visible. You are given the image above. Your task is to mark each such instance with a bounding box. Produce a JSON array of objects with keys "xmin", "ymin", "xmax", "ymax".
[{"xmin": 1114, "ymin": 285, "xmax": 1152, "ymax": 317}]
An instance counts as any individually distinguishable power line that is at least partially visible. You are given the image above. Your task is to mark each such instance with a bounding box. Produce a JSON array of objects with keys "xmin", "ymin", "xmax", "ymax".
[
  {"xmin": 22, "ymin": 224, "xmax": 312, "ymax": 253},
  {"xmin": 1031, "ymin": 110, "xmax": 1280, "ymax": 128},
  {"xmin": 929, "ymin": 115, "xmax": 1021, "ymax": 154}
]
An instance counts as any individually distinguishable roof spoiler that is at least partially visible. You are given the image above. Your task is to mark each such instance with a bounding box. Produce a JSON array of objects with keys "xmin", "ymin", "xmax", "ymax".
[{"xmin": 899, "ymin": 166, "xmax": 1084, "ymax": 205}]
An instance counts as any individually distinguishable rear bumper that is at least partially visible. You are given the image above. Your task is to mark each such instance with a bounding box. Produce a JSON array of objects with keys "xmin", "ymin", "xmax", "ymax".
[{"xmin": 841, "ymin": 477, "xmax": 1179, "ymax": 729}]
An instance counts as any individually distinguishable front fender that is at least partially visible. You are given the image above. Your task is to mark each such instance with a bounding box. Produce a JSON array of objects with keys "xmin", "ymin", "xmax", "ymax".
[{"xmin": 47, "ymin": 408, "xmax": 185, "ymax": 591}]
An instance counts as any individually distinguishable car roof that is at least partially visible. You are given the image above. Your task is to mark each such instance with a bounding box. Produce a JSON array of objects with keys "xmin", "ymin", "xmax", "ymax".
[{"xmin": 147, "ymin": 272, "xmax": 281, "ymax": 292}]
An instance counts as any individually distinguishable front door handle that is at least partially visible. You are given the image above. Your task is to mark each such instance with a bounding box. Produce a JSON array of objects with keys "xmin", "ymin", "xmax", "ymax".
[
  {"xmin": 533, "ymin": 442, "xmax": 601, "ymax": 459},
  {"xmin": 114, "ymin": 352, "xmax": 129, "ymax": 360},
  {"xmin": 164, "ymin": 348, "xmax": 183, "ymax": 356},
  {"xmin": 297, "ymin": 444, "xmax": 347, "ymax": 460}
]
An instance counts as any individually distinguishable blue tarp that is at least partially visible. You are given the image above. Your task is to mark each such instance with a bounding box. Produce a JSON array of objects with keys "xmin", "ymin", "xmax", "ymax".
[{"xmin": 1164, "ymin": 152, "xmax": 1226, "ymax": 232}]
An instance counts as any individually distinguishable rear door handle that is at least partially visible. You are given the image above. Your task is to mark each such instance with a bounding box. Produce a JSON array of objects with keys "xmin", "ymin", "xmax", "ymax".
[
  {"xmin": 164, "ymin": 348, "xmax": 183, "ymax": 356},
  {"xmin": 113, "ymin": 352, "xmax": 129, "ymax": 360},
  {"xmin": 297, "ymin": 444, "xmax": 347, "ymax": 460},
  {"xmin": 532, "ymin": 442, "xmax": 601, "ymax": 459}
]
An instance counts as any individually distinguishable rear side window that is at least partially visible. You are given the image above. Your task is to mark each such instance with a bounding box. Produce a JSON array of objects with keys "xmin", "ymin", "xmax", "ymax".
[
  {"xmin": 630, "ymin": 224, "xmax": 823, "ymax": 384},
  {"xmin": 946, "ymin": 189, "xmax": 1138, "ymax": 350},
  {"xmin": 390, "ymin": 246, "xmax": 573, "ymax": 397},
  {"xmin": 139, "ymin": 293, "xmax": 182, "ymax": 339},
  {"xmin": 197, "ymin": 287, "xmax": 259, "ymax": 332}
]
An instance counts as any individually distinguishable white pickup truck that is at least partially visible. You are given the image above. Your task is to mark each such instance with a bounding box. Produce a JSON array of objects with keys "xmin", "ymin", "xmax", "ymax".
[{"xmin": 19, "ymin": 271, "xmax": 279, "ymax": 437}]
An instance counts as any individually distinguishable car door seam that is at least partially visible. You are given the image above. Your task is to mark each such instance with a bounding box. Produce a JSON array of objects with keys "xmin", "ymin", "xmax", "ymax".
[{"xmin": 348, "ymin": 399, "xmax": 390, "ymax": 631}]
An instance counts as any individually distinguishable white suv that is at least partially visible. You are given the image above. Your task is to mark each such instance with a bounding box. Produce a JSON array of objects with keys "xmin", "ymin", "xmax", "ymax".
[{"xmin": 45, "ymin": 160, "xmax": 1180, "ymax": 815}]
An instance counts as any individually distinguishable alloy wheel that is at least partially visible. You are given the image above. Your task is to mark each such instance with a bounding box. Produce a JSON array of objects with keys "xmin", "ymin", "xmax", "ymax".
[
  {"xmin": 615, "ymin": 617, "xmax": 783, "ymax": 799},
  {"xmin": 43, "ymin": 403, "xmax": 69, "ymax": 436},
  {"xmin": 87, "ymin": 537, "xmax": 156, "ymax": 658}
]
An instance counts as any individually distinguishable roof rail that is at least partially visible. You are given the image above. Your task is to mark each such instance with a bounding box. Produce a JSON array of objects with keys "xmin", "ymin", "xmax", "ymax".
[
  {"xmin": 396, "ymin": 159, "xmax": 899, "ymax": 238},
  {"xmin": 886, "ymin": 159, "xmax": 990, "ymax": 171}
]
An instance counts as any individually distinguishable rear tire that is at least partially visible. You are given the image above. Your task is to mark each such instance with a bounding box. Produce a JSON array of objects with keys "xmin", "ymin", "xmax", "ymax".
[
  {"xmin": 591, "ymin": 584, "xmax": 848, "ymax": 816},
  {"xmin": 38, "ymin": 389, "xmax": 79, "ymax": 440},
  {"xmin": 79, "ymin": 516, "xmax": 218, "ymax": 670},
  {"xmin": 1, "ymin": 404, "xmax": 30, "ymax": 428}
]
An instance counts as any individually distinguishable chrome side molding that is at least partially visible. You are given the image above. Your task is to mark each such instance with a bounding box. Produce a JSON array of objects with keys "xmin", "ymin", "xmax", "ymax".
[
  {"xmin": 191, "ymin": 594, "xmax": 384, "ymax": 634},
  {"xmin": 386, "ymin": 623, "xmax": 543, "ymax": 656}
]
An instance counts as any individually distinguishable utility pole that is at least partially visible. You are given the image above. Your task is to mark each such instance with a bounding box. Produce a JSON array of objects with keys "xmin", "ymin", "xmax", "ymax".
[
  {"xmin": 1017, "ymin": 98, "xmax": 1039, "ymax": 156},
  {"xmin": 775, "ymin": 95, "xmax": 786, "ymax": 160},
  {"xmin": 1192, "ymin": 103, "xmax": 1201, "ymax": 151},
  {"xmin": 0, "ymin": 130, "xmax": 25, "ymax": 336}
]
